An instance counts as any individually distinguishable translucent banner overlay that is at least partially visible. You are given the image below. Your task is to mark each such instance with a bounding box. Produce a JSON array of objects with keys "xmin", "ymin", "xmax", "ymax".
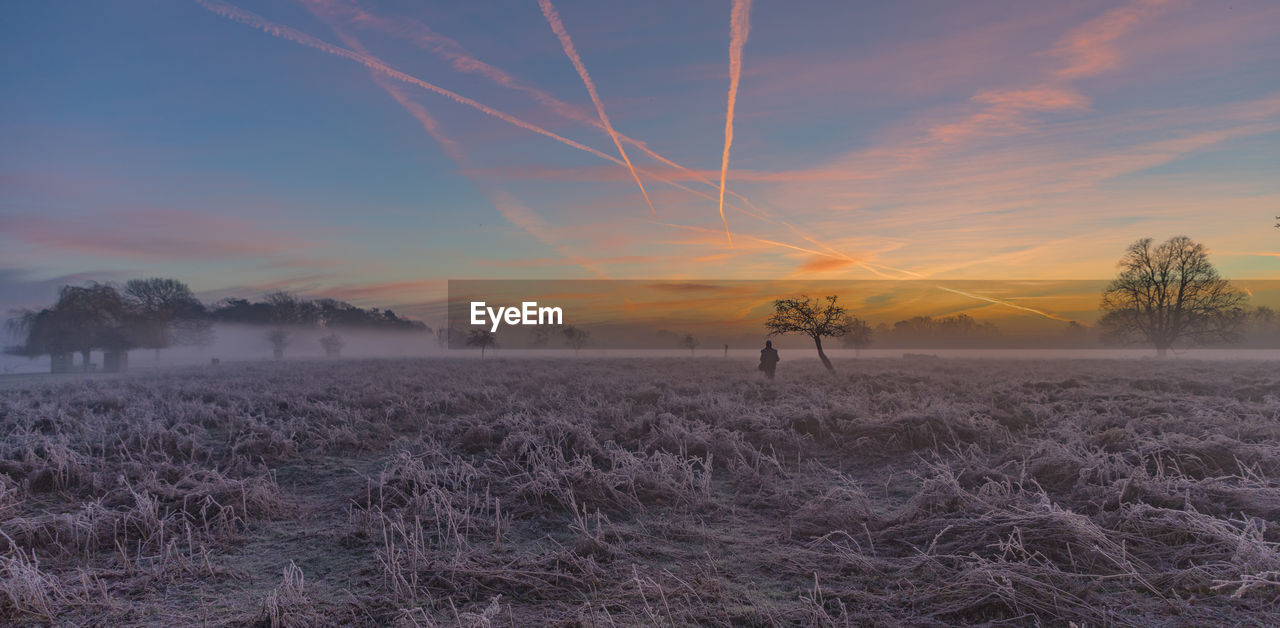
[{"xmin": 446, "ymin": 280, "xmax": 1280, "ymax": 351}]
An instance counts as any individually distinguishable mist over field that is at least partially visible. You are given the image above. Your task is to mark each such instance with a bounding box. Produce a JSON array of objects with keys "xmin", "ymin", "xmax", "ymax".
[{"xmin": 0, "ymin": 323, "xmax": 441, "ymax": 375}]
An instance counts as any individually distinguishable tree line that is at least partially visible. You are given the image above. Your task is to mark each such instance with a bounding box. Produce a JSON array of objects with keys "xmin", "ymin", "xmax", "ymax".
[
  {"xmin": 763, "ymin": 236, "xmax": 1263, "ymax": 372},
  {"xmin": 5, "ymin": 278, "xmax": 428, "ymax": 372}
]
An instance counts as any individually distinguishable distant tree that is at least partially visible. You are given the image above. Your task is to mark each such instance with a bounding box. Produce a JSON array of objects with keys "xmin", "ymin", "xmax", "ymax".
[
  {"xmin": 841, "ymin": 316, "xmax": 874, "ymax": 357},
  {"xmin": 1246, "ymin": 306, "xmax": 1280, "ymax": 347},
  {"xmin": 215, "ymin": 294, "xmax": 427, "ymax": 332},
  {"xmin": 529, "ymin": 324, "xmax": 562, "ymax": 348},
  {"xmin": 466, "ymin": 329, "xmax": 497, "ymax": 357},
  {"xmin": 266, "ymin": 329, "xmax": 291, "ymax": 360},
  {"xmin": 562, "ymin": 326, "xmax": 590, "ymax": 356},
  {"xmin": 764, "ymin": 294, "xmax": 852, "ymax": 373},
  {"xmin": 319, "ymin": 332, "xmax": 344, "ymax": 357},
  {"xmin": 680, "ymin": 333, "xmax": 700, "ymax": 356},
  {"xmin": 123, "ymin": 278, "xmax": 211, "ymax": 353},
  {"xmin": 10, "ymin": 283, "xmax": 137, "ymax": 371},
  {"xmin": 1099, "ymin": 236, "xmax": 1247, "ymax": 357},
  {"xmin": 6, "ymin": 307, "xmax": 82, "ymax": 370},
  {"xmin": 888, "ymin": 314, "xmax": 999, "ymax": 348},
  {"xmin": 264, "ymin": 291, "xmax": 317, "ymax": 326}
]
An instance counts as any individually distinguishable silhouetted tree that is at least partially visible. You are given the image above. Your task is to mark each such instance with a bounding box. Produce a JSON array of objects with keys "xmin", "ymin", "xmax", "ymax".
[
  {"xmin": 888, "ymin": 314, "xmax": 999, "ymax": 348},
  {"xmin": 10, "ymin": 283, "xmax": 137, "ymax": 371},
  {"xmin": 466, "ymin": 329, "xmax": 497, "ymax": 357},
  {"xmin": 841, "ymin": 316, "xmax": 873, "ymax": 357},
  {"xmin": 124, "ymin": 278, "xmax": 211, "ymax": 353},
  {"xmin": 529, "ymin": 324, "xmax": 562, "ymax": 348},
  {"xmin": 6, "ymin": 307, "xmax": 81, "ymax": 371},
  {"xmin": 264, "ymin": 291, "xmax": 317, "ymax": 326},
  {"xmin": 320, "ymin": 332, "xmax": 344, "ymax": 357},
  {"xmin": 214, "ymin": 294, "xmax": 427, "ymax": 332},
  {"xmin": 681, "ymin": 333, "xmax": 700, "ymax": 356},
  {"xmin": 562, "ymin": 326, "xmax": 590, "ymax": 356},
  {"xmin": 1245, "ymin": 306, "xmax": 1280, "ymax": 347},
  {"xmin": 764, "ymin": 295, "xmax": 852, "ymax": 373},
  {"xmin": 266, "ymin": 329, "xmax": 291, "ymax": 360},
  {"xmin": 1099, "ymin": 236, "xmax": 1246, "ymax": 357}
]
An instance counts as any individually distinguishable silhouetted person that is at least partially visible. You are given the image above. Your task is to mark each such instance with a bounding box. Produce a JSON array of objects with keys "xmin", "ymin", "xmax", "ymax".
[
  {"xmin": 758, "ymin": 340, "xmax": 779, "ymax": 379},
  {"xmin": 724, "ymin": 344, "xmax": 729, "ymax": 358}
]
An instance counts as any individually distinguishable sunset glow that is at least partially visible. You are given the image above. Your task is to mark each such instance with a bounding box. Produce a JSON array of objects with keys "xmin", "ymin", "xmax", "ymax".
[{"xmin": 2, "ymin": 0, "xmax": 1277, "ymax": 320}]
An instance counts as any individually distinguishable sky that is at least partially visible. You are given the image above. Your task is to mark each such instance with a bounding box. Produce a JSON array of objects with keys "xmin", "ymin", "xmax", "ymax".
[{"xmin": 1, "ymin": 0, "xmax": 1277, "ymax": 324}]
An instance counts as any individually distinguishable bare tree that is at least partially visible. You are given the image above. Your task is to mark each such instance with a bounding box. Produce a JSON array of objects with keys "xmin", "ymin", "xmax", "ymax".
[
  {"xmin": 124, "ymin": 278, "xmax": 211, "ymax": 354},
  {"xmin": 1099, "ymin": 236, "xmax": 1247, "ymax": 357},
  {"xmin": 562, "ymin": 326, "xmax": 589, "ymax": 356},
  {"xmin": 266, "ymin": 329, "xmax": 291, "ymax": 360},
  {"xmin": 680, "ymin": 333, "xmax": 700, "ymax": 356},
  {"xmin": 841, "ymin": 316, "xmax": 874, "ymax": 357},
  {"xmin": 10, "ymin": 283, "xmax": 135, "ymax": 371},
  {"xmin": 530, "ymin": 324, "xmax": 562, "ymax": 348},
  {"xmin": 764, "ymin": 295, "xmax": 852, "ymax": 373},
  {"xmin": 319, "ymin": 333, "xmax": 344, "ymax": 358},
  {"xmin": 466, "ymin": 329, "xmax": 497, "ymax": 357}
]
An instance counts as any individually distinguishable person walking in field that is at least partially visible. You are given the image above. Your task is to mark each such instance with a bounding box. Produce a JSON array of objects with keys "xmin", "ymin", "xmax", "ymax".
[{"xmin": 758, "ymin": 340, "xmax": 779, "ymax": 379}]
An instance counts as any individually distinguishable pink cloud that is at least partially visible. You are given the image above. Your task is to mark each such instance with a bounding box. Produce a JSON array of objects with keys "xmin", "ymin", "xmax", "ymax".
[{"xmin": 0, "ymin": 210, "xmax": 317, "ymax": 262}]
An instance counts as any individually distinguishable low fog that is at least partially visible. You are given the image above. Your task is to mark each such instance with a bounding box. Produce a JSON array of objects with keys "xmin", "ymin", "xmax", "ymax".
[
  {"xmin": 1, "ymin": 323, "xmax": 442, "ymax": 375},
  {"xmin": 5, "ymin": 328, "xmax": 1280, "ymax": 378}
]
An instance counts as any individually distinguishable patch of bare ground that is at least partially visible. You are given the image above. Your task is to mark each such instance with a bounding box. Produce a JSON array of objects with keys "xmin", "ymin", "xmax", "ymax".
[{"xmin": 1, "ymin": 357, "xmax": 1279, "ymax": 625}]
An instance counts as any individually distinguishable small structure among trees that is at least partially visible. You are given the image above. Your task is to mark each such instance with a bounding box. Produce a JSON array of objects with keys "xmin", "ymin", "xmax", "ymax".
[
  {"xmin": 764, "ymin": 294, "xmax": 854, "ymax": 373},
  {"xmin": 1099, "ymin": 236, "xmax": 1246, "ymax": 357}
]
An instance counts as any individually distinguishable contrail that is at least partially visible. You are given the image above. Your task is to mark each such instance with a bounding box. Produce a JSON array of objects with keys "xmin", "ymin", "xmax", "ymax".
[
  {"xmin": 300, "ymin": 7, "xmax": 609, "ymax": 278},
  {"xmin": 537, "ymin": 0, "xmax": 656, "ymax": 216},
  {"xmin": 656, "ymin": 221, "xmax": 856, "ymax": 262},
  {"xmin": 201, "ymin": 0, "xmax": 898, "ymax": 277},
  {"xmin": 935, "ymin": 286, "xmax": 1077, "ymax": 323},
  {"xmin": 194, "ymin": 0, "xmax": 624, "ymax": 166},
  {"xmin": 716, "ymin": 0, "xmax": 752, "ymax": 245},
  {"xmin": 197, "ymin": 0, "xmax": 753, "ymax": 223},
  {"xmin": 299, "ymin": 0, "xmax": 864, "ymax": 263},
  {"xmin": 298, "ymin": 0, "xmax": 764, "ymax": 208}
]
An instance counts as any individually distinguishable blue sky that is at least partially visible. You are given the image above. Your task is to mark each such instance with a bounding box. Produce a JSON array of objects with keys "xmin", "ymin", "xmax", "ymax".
[{"xmin": 2, "ymin": 0, "xmax": 1277, "ymax": 320}]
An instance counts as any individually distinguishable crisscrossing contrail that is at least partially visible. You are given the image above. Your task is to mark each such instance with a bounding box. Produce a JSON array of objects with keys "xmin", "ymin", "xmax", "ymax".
[
  {"xmin": 538, "ymin": 0, "xmax": 656, "ymax": 217},
  {"xmin": 717, "ymin": 0, "xmax": 753, "ymax": 246}
]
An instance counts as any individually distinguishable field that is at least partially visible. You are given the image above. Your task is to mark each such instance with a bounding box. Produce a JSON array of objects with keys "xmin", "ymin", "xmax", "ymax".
[{"xmin": 1, "ymin": 357, "xmax": 1279, "ymax": 626}]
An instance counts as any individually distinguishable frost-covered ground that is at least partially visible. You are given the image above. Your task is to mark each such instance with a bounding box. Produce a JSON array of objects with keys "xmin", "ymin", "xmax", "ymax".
[{"xmin": 1, "ymin": 357, "xmax": 1278, "ymax": 625}]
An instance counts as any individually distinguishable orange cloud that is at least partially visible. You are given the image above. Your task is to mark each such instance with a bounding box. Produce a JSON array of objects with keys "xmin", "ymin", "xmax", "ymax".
[
  {"xmin": 1052, "ymin": 0, "xmax": 1171, "ymax": 79},
  {"xmin": 972, "ymin": 86, "xmax": 1091, "ymax": 112},
  {"xmin": 797, "ymin": 257, "xmax": 856, "ymax": 273}
]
